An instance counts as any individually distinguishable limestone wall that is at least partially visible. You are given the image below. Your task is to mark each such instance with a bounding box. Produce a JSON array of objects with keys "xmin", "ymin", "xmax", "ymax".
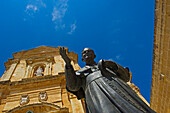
[
  {"xmin": 0, "ymin": 76, "xmax": 84, "ymax": 113},
  {"xmin": 0, "ymin": 46, "xmax": 84, "ymax": 113},
  {"xmin": 150, "ymin": 0, "xmax": 170, "ymax": 112}
]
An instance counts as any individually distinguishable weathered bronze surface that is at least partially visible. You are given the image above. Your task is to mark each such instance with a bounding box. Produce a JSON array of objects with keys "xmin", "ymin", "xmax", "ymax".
[{"xmin": 60, "ymin": 47, "xmax": 156, "ymax": 113}]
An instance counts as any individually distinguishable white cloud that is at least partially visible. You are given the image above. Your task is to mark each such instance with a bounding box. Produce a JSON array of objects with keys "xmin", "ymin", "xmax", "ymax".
[
  {"xmin": 52, "ymin": 6, "xmax": 67, "ymax": 22},
  {"xmin": 52, "ymin": 8, "xmax": 61, "ymax": 21},
  {"xmin": 25, "ymin": 0, "xmax": 46, "ymax": 16},
  {"xmin": 52, "ymin": 0, "xmax": 68, "ymax": 30},
  {"xmin": 24, "ymin": 0, "xmax": 76, "ymax": 33},
  {"xmin": 26, "ymin": 4, "xmax": 38, "ymax": 12},
  {"xmin": 68, "ymin": 23, "xmax": 76, "ymax": 34}
]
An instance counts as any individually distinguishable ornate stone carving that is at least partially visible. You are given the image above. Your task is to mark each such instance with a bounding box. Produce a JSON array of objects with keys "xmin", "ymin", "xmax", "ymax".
[
  {"xmin": 39, "ymin": 91, "xmax": 48, "ymax": 102},
  {"xmin": 20, "ymin": 94, "xmax": 29, "ymax": 105},
  {"xmin": 26, "ymin": 55, "xmax": 54, "ymax": 65},
  {"xmin": 34, "ymin": 66, "xmax": 44, "ymax": 76}
]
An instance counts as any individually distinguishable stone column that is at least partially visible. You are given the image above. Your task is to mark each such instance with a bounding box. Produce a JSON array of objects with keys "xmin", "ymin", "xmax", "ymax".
[
  {"xmin": 24, "ymin": 65, "xmax": 30, "ymax": 78},
  {"xmin": 45, "ymin": 63, "xmax": 49, "ymax": 75},
  {"xmin": 49, "ymin": 62, "xmax": 52, "ymax": 75},
  {"xmin": 28, "ymin": 66, "xmax": 33, "ymax": 78}
]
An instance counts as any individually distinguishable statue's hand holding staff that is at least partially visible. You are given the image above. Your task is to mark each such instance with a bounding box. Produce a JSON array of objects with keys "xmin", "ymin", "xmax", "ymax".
[{"xmin": 59, "ymin": 47, "xmax": 71, "ymax": 67}]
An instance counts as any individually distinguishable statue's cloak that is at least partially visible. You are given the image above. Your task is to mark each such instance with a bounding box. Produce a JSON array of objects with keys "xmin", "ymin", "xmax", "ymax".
[{"xmin": 65, "ymin": 60, "xmax": 156, "ymax": 113}]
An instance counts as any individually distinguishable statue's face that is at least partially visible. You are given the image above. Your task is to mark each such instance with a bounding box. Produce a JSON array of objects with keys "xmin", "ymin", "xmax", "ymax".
[{"xmin": 82, "ymin": 48, "xmax": 95, "ymax": 64}]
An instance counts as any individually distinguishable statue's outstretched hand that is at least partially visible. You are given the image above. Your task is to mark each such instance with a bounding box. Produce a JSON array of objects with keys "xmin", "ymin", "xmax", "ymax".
[{"xmin": 59, "ymin": 47, "xmax": 71, "ymax": 67}]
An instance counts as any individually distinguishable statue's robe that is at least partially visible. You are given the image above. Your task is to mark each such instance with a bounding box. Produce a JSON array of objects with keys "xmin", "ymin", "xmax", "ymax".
[{"xmin": 65, "ymin": 60, "xmax": 156, "ymax": 113}]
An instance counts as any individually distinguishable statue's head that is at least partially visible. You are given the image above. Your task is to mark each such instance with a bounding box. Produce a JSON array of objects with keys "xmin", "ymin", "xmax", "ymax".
[{"xmin": 81, "ymin": 48, "xmax": 96, "ymax": 65}]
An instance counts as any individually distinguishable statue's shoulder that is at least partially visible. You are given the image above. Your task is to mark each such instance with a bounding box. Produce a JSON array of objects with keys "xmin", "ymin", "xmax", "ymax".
[
  {"xmin": 98, "ymin": 59, "xmax": 130, "ymax": 82},
  {"xmin": 76, "ymin": 66, "xmax": 92, "ymax": 77}
]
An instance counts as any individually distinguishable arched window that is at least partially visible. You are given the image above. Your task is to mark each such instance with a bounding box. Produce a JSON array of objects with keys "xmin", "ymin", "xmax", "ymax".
[{"xmin": 33, "ymin": 65, "xmax": 45, "ymax": 77}]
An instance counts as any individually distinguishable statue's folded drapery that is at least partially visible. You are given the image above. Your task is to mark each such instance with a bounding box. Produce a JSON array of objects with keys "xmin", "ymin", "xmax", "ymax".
[{"xmin": 65, "ymin": 60, "xmax": 156, "ymax": 113}]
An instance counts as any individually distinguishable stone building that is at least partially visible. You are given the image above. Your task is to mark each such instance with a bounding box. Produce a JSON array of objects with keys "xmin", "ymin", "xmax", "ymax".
[
  {"xmin": 0, "ymin": 46, "xmax": 149, "ymax": 113},
  {"xmin": 0, "ymin": 46, "xmax": 85, "ymax": 113},
  {"xmin": 150, "ymin": 0, "xmax": 170, "ymax": 113}
]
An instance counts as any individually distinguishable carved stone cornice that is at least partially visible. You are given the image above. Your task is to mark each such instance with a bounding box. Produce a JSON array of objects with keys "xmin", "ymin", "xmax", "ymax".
[
  {"xmin": 26, "ymin": 55, "xmax": 55, "ymax": 65},
  {"xmin": 0, "ymin": 74, "xmax": 64, "ymax": 87}
]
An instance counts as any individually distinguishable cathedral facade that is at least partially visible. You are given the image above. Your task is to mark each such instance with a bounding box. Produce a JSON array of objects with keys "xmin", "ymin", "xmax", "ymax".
[{"xmin": 0, "ymin": 46, "xmax": 85, "ymax": 113}]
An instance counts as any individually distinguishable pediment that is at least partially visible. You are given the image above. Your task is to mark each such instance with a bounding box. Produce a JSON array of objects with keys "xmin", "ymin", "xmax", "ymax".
[
  {"xmin": 24, "ymin": 46, "xmax": 60, "ymax": 54},
  {"xmin": 13, "ymin": 46, "xmax": 68, "ymax": 59}
]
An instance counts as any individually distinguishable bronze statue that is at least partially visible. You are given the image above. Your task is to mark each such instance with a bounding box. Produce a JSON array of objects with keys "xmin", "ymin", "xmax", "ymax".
[{"xmin": 59, "ymin": 47, "xmax": 156, "ymax": 113}]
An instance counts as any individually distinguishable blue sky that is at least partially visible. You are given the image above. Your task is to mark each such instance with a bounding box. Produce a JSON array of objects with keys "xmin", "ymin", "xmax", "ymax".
[{"xmin": 0, "ymin": 0, "xmax": 155, "ymax": 102}]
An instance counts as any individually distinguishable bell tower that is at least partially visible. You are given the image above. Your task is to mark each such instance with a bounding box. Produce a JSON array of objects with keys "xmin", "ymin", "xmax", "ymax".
[{"xmin": 0, "ymin": 46, "xmax": 85, "ymax": 113}]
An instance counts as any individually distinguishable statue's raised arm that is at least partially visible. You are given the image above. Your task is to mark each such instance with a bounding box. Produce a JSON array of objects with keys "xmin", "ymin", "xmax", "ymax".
[{"xmin": 59, "ymin": 47, "xmax": 82, "ymax": 92}]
